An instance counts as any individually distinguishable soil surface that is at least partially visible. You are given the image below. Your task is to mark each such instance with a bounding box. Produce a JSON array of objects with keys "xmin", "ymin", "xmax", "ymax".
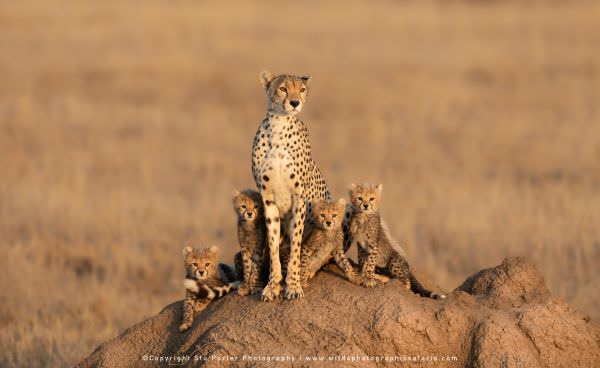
[{"xmin": 77, "ymin": 257, "xmax": 600, "ymax": 367}]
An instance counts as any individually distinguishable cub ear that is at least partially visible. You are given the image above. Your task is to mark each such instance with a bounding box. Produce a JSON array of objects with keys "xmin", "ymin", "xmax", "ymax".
[
  {"xmin": 260, "ymin": 70, "xmax": 273, "ymax": 89},
  {"xmin": 348, "ymin": 183, "xmax": 357, "ymax": 195},
  {"xmin": 231, "ymin": 190, "xmax": 241, "ymax": 204},
  {"xmin": 208, "ymin": 245, "xmax": 218, "ymax": 254},
  {"xmin": 182, "ymin": 246, "xmax": 193, "ymax": 258},
  {"xmin": 336, "ymin": 198, "xmax": 348, "ymax": 212},
  {"xmin": 375, "ymin": 184, "xmax": 383, "ymax": 192},
  {"xmin": 301, "ymin": 75, "xmax": 312, "ymax": 86}
]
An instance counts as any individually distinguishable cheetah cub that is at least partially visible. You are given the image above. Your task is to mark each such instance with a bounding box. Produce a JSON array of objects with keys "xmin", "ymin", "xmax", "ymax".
[
  {"xmin": 300, "ymin": 199, "xmax": 359, "ymax": 286},
  {"xmin": 232, "ymin": 189, "xmax": 268, "ymax": 296},
  {"xmin": 179, "ymin": 246, "xmax": 241, "ymax": 332},
  {"xmin": 348, "ymin": 184, "xmax": 446, "ymax": 299}
]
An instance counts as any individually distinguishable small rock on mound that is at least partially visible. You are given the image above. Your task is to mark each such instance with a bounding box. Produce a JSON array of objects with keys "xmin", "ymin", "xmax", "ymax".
[{"xmin": 77, "ymin": 257, "xmax": 600, "ymax": 368}]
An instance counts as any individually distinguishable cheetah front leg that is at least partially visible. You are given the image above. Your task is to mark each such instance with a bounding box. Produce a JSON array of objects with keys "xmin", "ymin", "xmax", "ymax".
[
  {"xmin": 361, "ymin": 241, "xmax": 379, "ymax": 288},
  {"xmin": 261, "ymin": 196, "xmax": 282, "ymax": 302},
  {"xmin": 179, "ymin": 293, "xmax": 210, "ymax": 332},
  {"xmin": 179, "ymin": 293, "xmax": 195, "ymax": 332},
  {"xmin": 332, "ymin": 246, "xmax": 360, "ymax": 285},
  {"xmin": 237, "ymin": 248, "xmax": 253, "ymax": 296},
  {"xmin": 284, "ymin": 194, "xmax": 306, "ymax": 299}
]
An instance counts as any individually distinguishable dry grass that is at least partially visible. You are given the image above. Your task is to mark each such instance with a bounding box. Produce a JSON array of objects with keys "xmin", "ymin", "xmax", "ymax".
[{"xmin": 1, "ymin": 0, "xmax": 599, "ymax": 366}]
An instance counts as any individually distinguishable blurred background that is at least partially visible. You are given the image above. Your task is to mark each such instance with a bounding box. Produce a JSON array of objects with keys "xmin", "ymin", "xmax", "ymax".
[{"xmin": 1, "ymin": 0, "xmax": 599, "ymax": 366}]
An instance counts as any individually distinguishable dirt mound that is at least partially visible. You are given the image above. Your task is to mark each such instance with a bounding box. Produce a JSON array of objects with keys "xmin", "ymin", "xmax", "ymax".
[{"xmin": 77, "ymin": 257, "xmax": 600, "ymax": 367}]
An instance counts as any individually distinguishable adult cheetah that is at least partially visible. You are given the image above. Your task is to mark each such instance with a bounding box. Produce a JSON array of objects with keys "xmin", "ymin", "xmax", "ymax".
[{"xmin": 252, "ymin": 71, "xmax": 330, "ymax": 301}]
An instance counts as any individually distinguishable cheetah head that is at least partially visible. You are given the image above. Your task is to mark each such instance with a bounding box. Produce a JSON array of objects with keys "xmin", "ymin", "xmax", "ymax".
[
  {"xmin": 232, "ymin": 189, "xmax": 263, "ymax": 222},
  {"xmin": 311, "ymin": 198, "xmax": 347, "ymax": 230},
  {"xmin": 260, "ymin": 70, "xmax": 311, "ymax": 115},
  {"xmin": 348, "ymin": 183, "xmax": 383, "ymax": 214},
  {"xmin": 182, "ymin": 245, "xmax": 218, "ymax": 281}
]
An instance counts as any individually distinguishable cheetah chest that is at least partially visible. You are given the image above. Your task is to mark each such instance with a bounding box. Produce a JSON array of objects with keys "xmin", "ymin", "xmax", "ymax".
[{"xmin": 254, "ymin": 117, "xmax": 306, "ymax": 215}]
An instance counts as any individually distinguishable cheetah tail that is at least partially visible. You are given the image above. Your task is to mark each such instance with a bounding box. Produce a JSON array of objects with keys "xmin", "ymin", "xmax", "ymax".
[{"xmin": 408, "ymin": 272, "xmax": 447, "ymax": 300}]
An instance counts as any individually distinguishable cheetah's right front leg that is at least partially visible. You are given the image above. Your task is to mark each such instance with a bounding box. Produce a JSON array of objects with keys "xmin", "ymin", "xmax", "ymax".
[{"xmin": 261, "ymin": 196, "xmax": 282, "ymax": 302}]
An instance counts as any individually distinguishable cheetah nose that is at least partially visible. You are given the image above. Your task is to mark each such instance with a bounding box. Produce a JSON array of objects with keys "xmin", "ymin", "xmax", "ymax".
[
  {"xmin": 290, "ymin": 100, "xmax": 300, "ymax": 108},
  {"xmin": 326, "ymin": 221, "xmax": 332, "ymax": 226},
  {"xmin": 363, "ymin": 204, "xmax": 369, "ymax": 210}
]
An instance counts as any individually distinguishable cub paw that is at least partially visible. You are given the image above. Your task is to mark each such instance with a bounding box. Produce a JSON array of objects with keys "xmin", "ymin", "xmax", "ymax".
[
  {"xmin": 237, "ymin": 286, "xmax": 250, "ymax": 297},
  {"xmin": 363, "ymin": 277, "xmax": 377, "ymax": 288},
  {"xmin": 249, "ymin": 286, "xmax": 263, "ymax": 295},
  {"xmin": 350, "ymin": 275, "xmax": 364, "ymax": 286},
  {"xmin": 179, "ymin": 322, "xmax": 192, "ymax": 332}
]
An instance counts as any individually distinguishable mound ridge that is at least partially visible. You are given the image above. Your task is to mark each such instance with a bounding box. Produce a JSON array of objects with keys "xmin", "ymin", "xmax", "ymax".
[{"xmin": 77, "ymin": 257, "xmax": 600, "ymax": 367}]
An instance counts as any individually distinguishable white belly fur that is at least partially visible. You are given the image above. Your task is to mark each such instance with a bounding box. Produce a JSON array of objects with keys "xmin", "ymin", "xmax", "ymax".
[{"xmin": 260, "ymin": 149, "xmax": 294, "ymax": 216}]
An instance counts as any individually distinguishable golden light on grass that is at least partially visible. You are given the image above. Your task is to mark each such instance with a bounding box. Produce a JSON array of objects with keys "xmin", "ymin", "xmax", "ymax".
[{"xmin": 1, "ymin": 1, "xmax": 599, "ymax": 366}]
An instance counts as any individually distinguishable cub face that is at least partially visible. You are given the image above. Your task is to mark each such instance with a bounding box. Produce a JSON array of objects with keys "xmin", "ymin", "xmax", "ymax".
[
  {"xmin": 182, "ymin": 246, "xmax": 218, "ymax": 281},
  {"xmin": 348, "ymin": 183, "xmax": 383, "ymax": 214},
  {"xmin": 311, "ymin": 199, "xmax": 347, "ymax": 230},
  {"xmin": 260, "ymin": 70, "xmax": 311, "ymax": 115},
  {"xmin": 232, "ymin": 190, "xmax": 263, "ymax": 222}
]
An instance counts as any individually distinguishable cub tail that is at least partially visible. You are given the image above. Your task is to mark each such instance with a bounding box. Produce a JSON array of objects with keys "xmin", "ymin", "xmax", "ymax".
[
  {"xmin": 183, "ymin": 279, "xmax": 242, "ymax": 300},
  {"xmin": 408, "ymin": 272, "xmax": 446, "ymax": 300}
]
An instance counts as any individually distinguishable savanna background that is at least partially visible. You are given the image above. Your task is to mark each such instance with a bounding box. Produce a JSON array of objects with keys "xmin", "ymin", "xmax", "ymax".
[{"xmin": 1, "ymin": 0, "xmax": 599, "ymax": 366}]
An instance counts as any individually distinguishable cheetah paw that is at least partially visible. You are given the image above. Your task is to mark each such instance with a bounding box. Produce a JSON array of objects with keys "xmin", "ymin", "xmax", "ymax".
[
  {"xmin": 284, "ymin": 284, "xmax": 305, "ymax": 300},
  {"xmin": 261, "ymin": 283, "xmax": 281, "ymax": 302}
]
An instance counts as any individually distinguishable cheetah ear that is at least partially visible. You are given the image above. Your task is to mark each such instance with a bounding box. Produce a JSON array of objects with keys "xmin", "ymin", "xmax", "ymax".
[
  {"xmin": 301, "ymin": 75, "xmax": 312, "ymax": 86},
  {"xmin": 260, "ymin": 70, "xmax": 273, "ymax": 89},
  {"xmin": 231, "ymin": 190, "xmax": 241, "ymax": 203},
  {"xmin": 337, "ymin": 198, "xmax": 347, "ymax": 206},
  {"xmin": 375, "ymin": 184, "xmax": 383, "ymax": 193},
  {"xmin": 182, "ymin": 246, "xmax": 193, "ymax": 258}
]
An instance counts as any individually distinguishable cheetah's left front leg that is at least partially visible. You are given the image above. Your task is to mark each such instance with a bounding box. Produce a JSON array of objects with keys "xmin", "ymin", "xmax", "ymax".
[
  {"xmin": 361, "ymin": 240, "xmax": 379, "ymax": 288},
  {"xmin": 284, "ymin": 193, "xmax": 306, "ymax": 299}
]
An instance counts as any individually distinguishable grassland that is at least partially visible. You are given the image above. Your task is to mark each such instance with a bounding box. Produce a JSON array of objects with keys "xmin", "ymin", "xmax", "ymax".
[{"xmin": 1, "ymin": 0, "xmax": 599, "ymax": 366}]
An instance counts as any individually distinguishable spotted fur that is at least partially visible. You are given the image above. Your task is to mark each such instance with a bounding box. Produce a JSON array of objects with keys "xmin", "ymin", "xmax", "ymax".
[
  {"xmin": 179, "ymin": 246, "xmax": 239, "ymax": 332},
  {"xmin": 251, "ymin": 71, "xmax": 332, "ymax": 301},
  {"xmin": 231, "ymin": 189, "xmax": 268, "ymax": 296},
  {"xmin": 300, "ymin": 199, "xmax": 359, "ymax": 286},
  {"xmin": 348, "ymin": 184, "xmax": 446, "ymax": 299}
]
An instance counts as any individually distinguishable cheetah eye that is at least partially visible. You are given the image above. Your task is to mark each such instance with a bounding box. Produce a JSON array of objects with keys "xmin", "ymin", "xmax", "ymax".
[
  {"xmin": 357, "ymin": 197, "xmax": 363, "ymax": 201},
  {"xmin": 300, "ymin": 88, "xmax": 306, "ymax": 93},
  {"xmin": 205, "ymin": 262, "xmax": 211, "ymax": 267},
  {"xmin": 192, "ymin": 262, "xmax": 198, "ymax": 267},
  {"xmin": 320, "ymin": 214, "xmax": 326, "ymax": 218},
  {"xmin": 332, "ymin": 214, "xmax": 337, "ymax": 218},
  {"xmin": 369, "ymin": 197, "xmax": 375, "ymax": 202},
  {"xmin": 240, "ymin": 205, "xmax": 247, "ymax": 210},
  {"xmin": 279, "ymin": 87, "xmax": 287, "ymax": 93}
]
